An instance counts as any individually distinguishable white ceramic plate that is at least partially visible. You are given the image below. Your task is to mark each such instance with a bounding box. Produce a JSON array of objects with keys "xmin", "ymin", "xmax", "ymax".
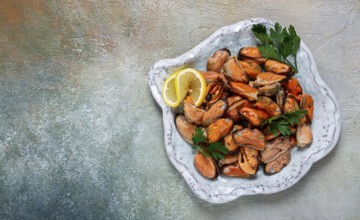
[{"xmin": 148, "ymin": 18, "xmax": 341, "ymax": 204}]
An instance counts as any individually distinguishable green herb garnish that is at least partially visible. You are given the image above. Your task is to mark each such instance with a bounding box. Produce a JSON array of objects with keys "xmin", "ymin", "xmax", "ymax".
[
  {"xmin": 252, "ymin": 22, "xmax": 301, "ymax": 73},
  {"xmin": 263, "ymin": 109, "xmax": 308, "ymax": 136},
  {"xmin": 192, "ymin": 127, "xmax": 206, "ymax": 145},
  {"xmin": 192, "ymin": 127, "xmax": 229, "ymax": 160}
]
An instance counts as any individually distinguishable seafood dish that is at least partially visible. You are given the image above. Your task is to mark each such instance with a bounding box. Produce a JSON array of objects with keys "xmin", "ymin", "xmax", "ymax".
[
  {"xmin": 175, "ymin": 46, "xmax": 314, "ymax": 179},
  {"xmin": 148, "ymin": 18, "xmax": 341, "ymax": 203}
]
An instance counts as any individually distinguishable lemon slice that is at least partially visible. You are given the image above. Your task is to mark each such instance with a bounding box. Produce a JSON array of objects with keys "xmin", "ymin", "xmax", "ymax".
[
  {"xmin": 175, "ymin": 68, "xmax": 206, "ymax": 106},
  {"xmin": 162, "ymin": 71, "xmax": 181, "ymax": 107}
]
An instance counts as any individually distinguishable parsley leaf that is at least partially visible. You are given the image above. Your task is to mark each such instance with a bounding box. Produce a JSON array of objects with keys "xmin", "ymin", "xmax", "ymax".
[
  {"xmin": 258, "ymin": 44, "xmax": 283, "ymax": 62},
  {"xmin": 280, "ymin": 37, "xmax": 294, "ymax": 59},
  {"xmin": 251, "ymin": 22, "xmax": 301, "ymax": 73},
  {"xmin": 284, "ymin": 110, "xmax": 308, "ymax": 126},
  {"xmin": 192, "ymin": 127, "xmax": 205, "ymax": 145},
  {"xmin": 270, "ymin": 23, "xmax": 286, "ymax": 47},
  {"xmin": 271, "ymin": 120, "xmax": 291, "ymax": 136},
  {"xmin": 289, "ymin": 25, "xmax": 301, "ymax": 55},
  {"xmin": 251, "ymin": 24, "xmax": 272, "ymax": 44},
  {"xmin": 191, "ymin": 127, "xmax": 229, "ymax": 160},
  {"xmin": 263, "ymin": 109, "xmax": 308, "ymax": 136}
]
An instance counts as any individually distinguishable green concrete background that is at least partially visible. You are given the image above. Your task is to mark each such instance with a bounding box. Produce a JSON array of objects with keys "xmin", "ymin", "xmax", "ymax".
[{"xmin": 0, "ymin": 0, "xmax": 359, "ymax": 219}]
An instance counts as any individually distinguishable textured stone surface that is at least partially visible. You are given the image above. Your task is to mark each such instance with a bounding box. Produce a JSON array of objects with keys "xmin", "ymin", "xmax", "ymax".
[{"xmin": 0, "ymin": 0, "xmax": 359, "ymax": 219}]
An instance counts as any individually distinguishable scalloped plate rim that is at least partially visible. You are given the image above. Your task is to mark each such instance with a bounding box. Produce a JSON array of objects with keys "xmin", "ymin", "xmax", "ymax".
[{"xmin": 148, "ymin": 17, "xmax": 341, "ymax": 204}]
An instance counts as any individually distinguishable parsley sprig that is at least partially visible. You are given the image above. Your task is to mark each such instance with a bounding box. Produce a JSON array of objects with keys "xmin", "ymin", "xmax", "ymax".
[
  {"xmin": 252, "ymin": 22, "xmax": 301, "ymax": 73},
  {"xmin": 192, "ymin": 127, "xmax": 229, "ymax": 161},
  {"xmin": 263, "ymin": 109, "xmax": 308, "ymax": 136}
]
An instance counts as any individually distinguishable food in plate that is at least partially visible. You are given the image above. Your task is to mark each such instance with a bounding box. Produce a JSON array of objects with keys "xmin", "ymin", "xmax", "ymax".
[
  {"xmin": 149, "ymin": 18, "xmax": 341, "ymax": 203},
  {"xmin": 163, "ymin": 22, "xmax": 314, "ymax": 179}
]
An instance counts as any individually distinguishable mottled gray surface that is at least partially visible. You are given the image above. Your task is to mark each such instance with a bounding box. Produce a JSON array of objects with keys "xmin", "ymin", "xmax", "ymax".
[{"xmin": 0, "ymin": 0, "xmax": 359, "ymax": 219}]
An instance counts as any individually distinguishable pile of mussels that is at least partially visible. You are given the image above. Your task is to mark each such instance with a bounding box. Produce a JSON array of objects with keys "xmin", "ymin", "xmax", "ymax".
[{"xmin": 175, "ymin": 47, "xmax": 314, "ymax": 179}]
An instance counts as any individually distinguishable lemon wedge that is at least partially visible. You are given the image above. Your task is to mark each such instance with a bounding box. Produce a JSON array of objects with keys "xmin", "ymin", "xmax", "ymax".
[
  {"xmin": 162, "ymin": 68, "xmax": 207, "ymax": 107},
  {"xmin": 175, "ymin": 68, "xmax": 206, "ymax": 107},
  {"xmin": 162, "ymin": 71, "xmax": 181, "ymax": 107}
]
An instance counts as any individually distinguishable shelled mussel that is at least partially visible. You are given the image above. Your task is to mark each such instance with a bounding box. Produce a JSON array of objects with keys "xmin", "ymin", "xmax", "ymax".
[{"xmin": 175, "ymin": 47, "xmax": 314, "ymax": 179}]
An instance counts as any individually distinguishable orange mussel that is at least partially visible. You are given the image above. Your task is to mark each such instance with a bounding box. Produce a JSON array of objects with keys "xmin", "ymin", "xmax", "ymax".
[
  {"xmin": 253, "ymin": 96, "xmax": 282, "ymax": 117},
  {"xmin": 207, "ymin": 48, "xmax": 230, "ymax": 73},
  {"xmin": 222, "ymin": 162, "xmax": 249, "ymax": 178},
  {"xmin": 194, "ymin": 153, "xmax": 219, "ymax": 179},
  {"xmin": 223, "ymin": 56, "xmax": 249, "ymax": 83},
  {"xmin": 240, "ymin": 107, "xmax": 270, "ymax": 126},
  {"xmin": 233, "ymin": 128, "xmax": 266, "ymax": 151},
  {"xmin": 300, "ymin": 94, "xmax": 314, "ymax": 123},
  {"xmin": 202, "ymin": 99, "xmax": 228, "ymax": 126},
  {"xmin": 282, "ymin": 77, "xmax": 302, "ymax": 101},
  {"xmin": 265, "ymin": 59, "xmax": 293, "ymax": 75},
  {"xmin": 255, "ymin": 72, "xmax": 287, "ymax": 86},
  {"xmin": 227, "ymin": 82, "xmax": 258, "ymax": 101},
  {"xmin": 207, "ymin": 118, "xmax": 233, "ymax": 143},
  {"xmin": 238, "ymin": 47, "xmax": 267, "ymax": 64},
  {"xmin": 238, "ymin": 60, "xmax": 262, "ymax": 80}
]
